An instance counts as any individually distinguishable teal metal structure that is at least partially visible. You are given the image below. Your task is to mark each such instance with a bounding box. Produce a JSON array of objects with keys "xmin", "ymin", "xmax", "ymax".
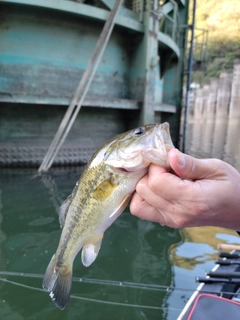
[{"xmin": 0, "ymin": 0, "xmax": 189, "ymax": 167}]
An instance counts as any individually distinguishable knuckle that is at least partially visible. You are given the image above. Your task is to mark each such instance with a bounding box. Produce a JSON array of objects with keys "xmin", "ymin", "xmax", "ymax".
[
  {"xmin": 135, "ymin": 182, "xmax": 145, "ymax": 195},
  {"xmin": 211, "ymin": 158, "xmax": 225, "ymax": 170},
  {"xmin": 129, "ymin": 203, "xmax": 137, "ymax": 216},
  {"xmin": 192, "ymin": 202, "xmax": 209, "ymax": 216},
  {"xmin": 207, "ymin": 158, "xmax": 228, "ymax": 177},
  {"xmin": 131, "ymin": 208, "xmax": 138, "ymax": 217},
  {"xmin": 148, "ymin": 176, "xmax": 162, "ymax": 193},
  {"xmin": 170, "ymin": 202, "xmax": 209, "ymax": 228},
  {"xmin": 174, "ymin": 216, "xmax": 188, "ymax": 228},
  {"xmin": 187, "ymin": 156, "xmax": 197, "ymax": 175}
]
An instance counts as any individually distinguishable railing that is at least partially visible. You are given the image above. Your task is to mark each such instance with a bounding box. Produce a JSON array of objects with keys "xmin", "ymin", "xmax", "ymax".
[
  {"xmin": 67, "ymin": 0, "xmax": 145, "ymax": 19},
  {"xmin": 193, "ymin": 28, "xmax": 208, "ymax": 63},
  {"xmin": 184, "ymin": 27, "xmax": 209, "ymax": 73},
  {"xmin": 158, "ymin": 0, "xmax": 180, "ymax": 44},
  {"xmin": 66, "ymin": 0, "xmax": 182, "ymax": 44}
]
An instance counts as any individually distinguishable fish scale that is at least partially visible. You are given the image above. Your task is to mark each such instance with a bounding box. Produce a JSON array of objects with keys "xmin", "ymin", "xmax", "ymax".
[{"xmin": 42, "ymin": 122, "xmax": 174, "ymax": 310}]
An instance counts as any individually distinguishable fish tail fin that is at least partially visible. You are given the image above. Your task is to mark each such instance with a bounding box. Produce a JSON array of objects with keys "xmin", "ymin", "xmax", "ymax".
[{"xmin": 42, "ymin": 254, "xmax": 72, "ymax": 310}]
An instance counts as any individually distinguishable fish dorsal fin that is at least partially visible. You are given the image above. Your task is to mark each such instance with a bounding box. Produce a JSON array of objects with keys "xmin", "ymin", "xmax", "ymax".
[
  {"xmin": 59, "ymin": 184, "xmax": 79, "ymax": 228},
  {"xmin": 59, "ymin": 196, "xmax": 71, "ymax": 228},
  {"xmin": 81, "ymin": 235, "xmax": 103, "ymax": 267}
]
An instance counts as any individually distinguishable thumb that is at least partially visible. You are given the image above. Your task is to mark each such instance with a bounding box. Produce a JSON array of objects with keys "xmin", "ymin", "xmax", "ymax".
[{"xmin": 168, "ymin": 148, "xmax": 217, "ymax": 180}]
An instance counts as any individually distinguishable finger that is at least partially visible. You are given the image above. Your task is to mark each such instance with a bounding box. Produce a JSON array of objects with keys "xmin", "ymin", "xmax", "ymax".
[
  {"xmin": 168, "ymin": 149, "xmax": 224, "ymax": 180},
  {"xmin": 136, "ymin": 174, "xmax": 172, "ymax": 210},
  {"xmin": 130, "ymin": 193, "xmax": 167, "ymax": 225},
  {"xmin": 147, "ymin": 164, "xmax": 196, "ymax": 201},
  {"xmin": 130, "ymin": 191, "xmax": 144, "ymax": 212}
]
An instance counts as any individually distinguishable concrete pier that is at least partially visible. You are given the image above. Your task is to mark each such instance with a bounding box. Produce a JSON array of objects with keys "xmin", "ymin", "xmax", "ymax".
[
  {"xmin": 229, "ymin": 64, "xmax": 240, "ymax": 119},
  {"xmin": 189, "ymin": 66, "xmax": 239, "ymax": 123},
  {"xmin": 186, "ymin": 64, "xmax": 240, "ymax": 167},
  {"xmin": 206, "ymin": 79, "xmax": 218, "ymax": 121},
  {"xmin": 216, "ymin": 72, "xmax": 232, "ymax": 119}
]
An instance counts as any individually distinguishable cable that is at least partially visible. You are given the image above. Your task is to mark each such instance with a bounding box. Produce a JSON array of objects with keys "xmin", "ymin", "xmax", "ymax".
[
  {"xmin": 0, "ymin": 270, "xmax": 238, "ymax": 297},
  {"xmin": 0, "ymin": 277, "xmax": 178, "ymax": 311}
]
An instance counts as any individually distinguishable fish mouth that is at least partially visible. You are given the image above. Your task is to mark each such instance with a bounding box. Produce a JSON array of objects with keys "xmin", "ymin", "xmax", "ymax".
[
  {"xmin": 105, "ymin": 122, "xmax": 174, "ymax": 172},
  {"xmin": 154, "ymin": 123, "xmax": 174, "ymax": 150},
  {"xmin": 114, "ymin": 167, "xmax": 129, "ymax": 173}
]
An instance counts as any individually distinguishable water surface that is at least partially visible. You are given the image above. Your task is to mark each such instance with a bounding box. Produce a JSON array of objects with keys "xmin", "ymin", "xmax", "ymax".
[{"xmin": 1, "ymin": 117, "xmax": 240, "ymax": 319}]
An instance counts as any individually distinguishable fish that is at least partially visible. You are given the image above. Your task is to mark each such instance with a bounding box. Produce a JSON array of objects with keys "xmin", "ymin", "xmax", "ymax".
[{"xmin": 42, "ymin": 122, "xmax": 174, "ymax": 309}]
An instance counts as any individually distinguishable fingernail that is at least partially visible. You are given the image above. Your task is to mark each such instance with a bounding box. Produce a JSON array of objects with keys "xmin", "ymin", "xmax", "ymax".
[{"xmin": 177, "ymin": 150, "xmax": 186, "ymax": 167}]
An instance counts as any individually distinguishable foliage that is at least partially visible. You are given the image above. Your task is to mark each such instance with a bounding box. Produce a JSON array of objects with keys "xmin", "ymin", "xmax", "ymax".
[{"xmin": 190, "ymin": 0, "xmax": 240, "ymax": 85}]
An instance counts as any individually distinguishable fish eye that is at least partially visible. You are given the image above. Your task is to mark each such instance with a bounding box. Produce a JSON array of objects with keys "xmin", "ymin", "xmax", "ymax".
[{"xmin": 134, "ymin": 127, "xmax": 145, "ymax": 136}]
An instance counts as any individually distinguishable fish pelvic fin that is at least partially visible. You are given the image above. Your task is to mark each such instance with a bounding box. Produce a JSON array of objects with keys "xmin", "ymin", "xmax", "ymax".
[
  {"xmin": 82, "ymin": 234, "xmax": 103, "ymax": 267},
  {"xmin": 42, "ymin": 254, "xmax": 72, "ymax": 310}
]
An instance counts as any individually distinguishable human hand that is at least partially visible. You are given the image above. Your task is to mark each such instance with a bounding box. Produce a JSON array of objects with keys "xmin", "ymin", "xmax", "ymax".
[{"xmin": 130, "ymin": 149, "xmax": 240, "ymax": 230}]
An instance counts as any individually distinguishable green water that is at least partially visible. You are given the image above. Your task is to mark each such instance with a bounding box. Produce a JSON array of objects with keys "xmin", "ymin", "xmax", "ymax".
[
  {"xmin": 1, "ymin": 117, "xmax": 240, "ymax": 319},
  {"xmin": 0, "ymin": 168, "xmax": 179, "ymax": 319},
  {"xmin": 1, "ymin": 168, "xmax": 240, "ymax": 320}
]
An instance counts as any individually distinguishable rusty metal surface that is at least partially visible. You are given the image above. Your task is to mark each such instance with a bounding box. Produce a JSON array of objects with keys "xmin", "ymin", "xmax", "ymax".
[
  {"xmin": 0, "ymin": 0, "xmax": 190, "ymax": 166},
  {"xmin": 0, "ymin": 146, "xmax": 97, "ymax": 168}
]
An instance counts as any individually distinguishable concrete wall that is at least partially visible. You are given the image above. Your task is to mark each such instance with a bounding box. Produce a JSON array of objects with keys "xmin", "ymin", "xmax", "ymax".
[
  {"xmin": 190, "ymin": 64, "xmax": 240, "ymax": 122},
  {"xmin": 0, "ymin": 0, "xmax": 189, "ymax": 168}
]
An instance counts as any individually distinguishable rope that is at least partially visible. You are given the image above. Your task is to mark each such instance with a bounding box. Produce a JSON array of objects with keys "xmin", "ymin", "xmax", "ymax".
[{"xmin": 38, "ymin": 0, "xmax": 124, "ymax": 173}]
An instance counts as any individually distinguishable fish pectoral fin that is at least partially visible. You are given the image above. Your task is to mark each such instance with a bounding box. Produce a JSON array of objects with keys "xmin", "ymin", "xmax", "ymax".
[
  {"xmin": 81, "ymin": 235, "xmax": 103, "ymax": 267},
  {"xmin": 109, "ymin": 194, "xmax": 131, "ymax": 218},
  {"xmin": 93, "ymin": 176, "xmax": 118, "ymax": 201}
]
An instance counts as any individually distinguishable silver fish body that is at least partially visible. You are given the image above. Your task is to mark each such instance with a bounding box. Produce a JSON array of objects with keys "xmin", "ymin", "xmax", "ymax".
[{"xmin": 42, "ymin": 122, "xmax": 174, "ymax": 309}]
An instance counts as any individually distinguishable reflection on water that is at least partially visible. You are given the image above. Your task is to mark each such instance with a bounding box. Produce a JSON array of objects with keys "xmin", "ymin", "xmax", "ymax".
[
  {"xmin": 167, "ymin": 115, "xmax": 240, "ymax": 319},
  {"xmin": 187, "ymin": 117, "xmax": 240, "ymax": 171},
  {"xmin": 1, "ymin": 115, "xmax": 240, "ymax": 320},
  {"xmin": 224, "ymin": 119, "xmax": 240, "ymax": 171},
  {"xmin": 166, "ymin": 226, "xmax": 240, "ymax": 320},
  {"xmin": 170, "ymin": 227, "xmax": 240, "ymax": 271},
  {"xmin": 182, "ymin": 115, "xmax": 240, "ymax": 278}
]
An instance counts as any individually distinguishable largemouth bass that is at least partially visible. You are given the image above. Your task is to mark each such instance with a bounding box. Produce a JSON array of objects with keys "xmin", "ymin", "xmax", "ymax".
[{"xmin": 42, "ymin": 122, "xmax": 174, "ymax": 309}]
